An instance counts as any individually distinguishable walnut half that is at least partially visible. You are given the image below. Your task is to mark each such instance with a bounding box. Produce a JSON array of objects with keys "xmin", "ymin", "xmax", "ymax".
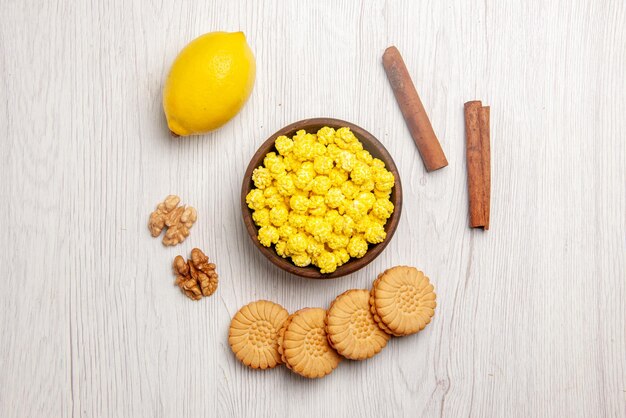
[
  {"xmin": 148, "ymin": 195, "xmax": 197, "ymax": 246},
  {"xmin": 173, "ymin": 248, "xmax": 218, "ymax": 301}
]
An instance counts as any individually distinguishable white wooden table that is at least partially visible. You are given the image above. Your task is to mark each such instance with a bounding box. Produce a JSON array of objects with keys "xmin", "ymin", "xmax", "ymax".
[{"xmin": 1, "ymin": 1, "xmax": 625, "ymax": 417}]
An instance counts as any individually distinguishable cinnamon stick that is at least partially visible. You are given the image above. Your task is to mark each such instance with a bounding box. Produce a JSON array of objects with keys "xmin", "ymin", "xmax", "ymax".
[
  {"xmin": 478, "ymin": 106, "xmax": 491, "ymax": 229},
  {"xmin": 382, "ymin": 46, "xmax": 448, "ymax": 172},
  {"xmin": 464, "ymin": 101, "xmax": 491, "ymax": 229}
]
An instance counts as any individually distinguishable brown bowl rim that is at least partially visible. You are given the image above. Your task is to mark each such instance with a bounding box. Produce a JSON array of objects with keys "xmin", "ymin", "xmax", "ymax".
[{"xmin": 241, "ymin": 117, "xmax": 403, "ymax": 279}]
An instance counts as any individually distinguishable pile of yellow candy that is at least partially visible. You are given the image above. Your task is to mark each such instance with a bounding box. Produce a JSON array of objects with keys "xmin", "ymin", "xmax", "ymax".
[{"xmin": 246, "ymin": 127, "xmax": 395, "ymax": 273}]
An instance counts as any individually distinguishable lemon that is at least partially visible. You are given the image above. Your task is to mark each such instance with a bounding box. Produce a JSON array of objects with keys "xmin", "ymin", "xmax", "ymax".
[{"xmin": 163, "ymin": 31, "xmax": 256, "ymax": 136}]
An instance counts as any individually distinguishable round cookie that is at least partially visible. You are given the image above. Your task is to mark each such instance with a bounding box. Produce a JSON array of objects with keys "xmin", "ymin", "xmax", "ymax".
[
  {"xmin": 370, "ymin": 266, "xmax": 436, "ymax": 337},
  {"xmin": 326, "ymin": 289, "xmax": 390, "ymax": 360},
  {"xmin": 228, "ymin": 300, "xmax": 289, "ymax": 370},
  {"xmin": 282, "ymin": 308, "xmax": 341, "ymax": 378}
]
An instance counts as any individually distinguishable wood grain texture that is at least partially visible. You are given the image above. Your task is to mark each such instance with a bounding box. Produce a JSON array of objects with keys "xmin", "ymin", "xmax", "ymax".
[{"xmin": 0, "ymin": 0, "xmax": 625, "ymax": 417}]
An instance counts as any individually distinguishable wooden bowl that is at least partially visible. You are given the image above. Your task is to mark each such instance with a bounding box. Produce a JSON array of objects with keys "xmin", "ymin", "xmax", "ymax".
[{"xmin": 241, "ymin": 118, "xmax": 403, "ymax": 279}]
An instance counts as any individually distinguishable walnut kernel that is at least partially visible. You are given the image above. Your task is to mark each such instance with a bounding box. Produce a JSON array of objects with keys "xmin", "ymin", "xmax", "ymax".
[
  {"xmin": 173, "ymin": 249, "xmax": 218, "ymax": 301},
  {"xmin": 148, "ymin": 195, "xmax": 197, "ymax": 246},
  {"xmin": 149, "ymin": 195, "xmax": 180, "ymax": 237}
]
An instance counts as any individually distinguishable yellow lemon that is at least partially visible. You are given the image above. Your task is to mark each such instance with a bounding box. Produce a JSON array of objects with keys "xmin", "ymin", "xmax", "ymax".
[{"xmin": 163, "ymin": 31, "xmax": 256, "ymax": 136}]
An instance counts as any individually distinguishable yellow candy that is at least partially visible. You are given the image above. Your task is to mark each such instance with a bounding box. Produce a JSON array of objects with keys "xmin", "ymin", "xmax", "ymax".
[
  {"xmin": 326, "ymin": 144, "xmax": 341, "ymax": 159},
  {"xmin": 252, "ymin": 208, "xmax": 270, "ymax": 227},
  {"xmin": 263, "ymin": 186, "xmax": 278, "ymax": 197},
  {"xmin": 324, "ymin": 209, "xmax": 341, "ymax": 224},
  {"xmin": 369, "ymin": 215, "xmax": 387, "ymax": 226},
  {"xmin": 287, "ymin": 233, "xmax": 308, "ymax": 254},
  {"xmin": 347, "ymin": 236, "xmax": 368, "ymax": 258},
  {"xmin": 336, "ymin": 127, "xmax": 357, "ymax": 142},
  {"xmin": 308, "ymin": 195, "xmax": 327, "ymax": 217},
  {"xmin": 269, "ymin": 205, "xmax": 289, "ymax": 227},
  {"xmin": 289, "ymin": 195, "xmax": 310, "ymax": 212},
  {"xmin": 305, "ymin": 217, "xmax": 332, "ymax": 243},
  {"xmin": 336, "ymin": 150, "xmax": 356, "ymax": 172},
  {"xmin": 375, "ymin": 170, "xmax": 395, "ymax": 191},
  {"xmin": 371, "ymin": 199, "xmax": 394, "ymax": 220},
  {"xmin": 364, "ymin": 223, "xmax": 386, "ymax": 244},
  {"xmin": 283, "ymin": 154, "xmax": 301, "ymax": 172},
  {"xmin": 258, "ymin": 225, "xmax": 279, "ymax": 247},
  {"xmin": 355, "ymin": 216, "xmax": 371, "ymax": 233},
  {"xmin": 313, "ymin": 142, "xmax": 326, "ymax": 156},
  {"xmin": 275, "ymin": 135, "xmax": 294, "ymax": 155},
  {"xmin": 316, "ymin": 127, "xmax": 335, "ymax": 145},
  {"xmin": 313, "ymin": 155, "xmax": 334, "ymax": 174},
  {"xmin": 265, "ymin": 194, "xmax": 285, "ymax": 208},
  {"xmin": 252, "ymin": 167, "xmax": 272, "ymax": 189},
  {"xmin": 333, "ymin": 248, "xmax": 350, "ymax": 266},
  {"xmin": 291, "ymin": 253, "xmax": 312, "ymax": 267},
  {"xmin": 348, "ymin": 142, "xmax": 363, "ymax": 153},
  {"xmin": 360, "ymin": 180, "xmax": 375, "ymax": 193},
  {"xmin": 306, "ymin": 238, "xmax": 324, "ymax": 258},
  {"xmin": 350, "ymin": 161, "xmax": 372, "ymax": 185},
  {"xmin": 336, "ymin": 202, "xmax": 346, "ymax": 215},
  {"xmin": 278, "ymin": 224, "xmax": 296, "ymax": 240},
  {"xmin": 333, "ymin": 215, "xmax": 355, "ymax": 236},
  {"xmin": 268, "ymin": 160, "xmax": 286, "ymax": 178},
  {"xmin": 340, "ymin": 181, "xmax": 359, "ymax": 200},
  {"xmin": 248, "ymin": 126, "xmax": 395, "ymax": 273},
  {"xmin": 327, "ymin": 234, "xmax": 349, "ymax": 250},
  {"xmin": 293, "ymin": 135, "xmax": 315, "ymax": 161},
  {"xmin": 276, "ymin": 174, "xmax": 296, "ymax": 196},
  {"xmin": 374, "ymin": 188, "xmax": 391, "ymax": 200},
  {"xmin": 325, "ymin": 188, "xmax": 345, "ymax": 208},
  {"xmin": 246, "ymin": 189, "xmax": 265, "ymax": 210},
  {"xmin": 294, "ymin": 163, "xmax": 315, "ymax": 190},
  {"xmin": 371, "ymin": 158, "xmax": 385, "ymax": 168},
  {"xmin": 292, "ymin": 129, "xmax": 306, "ymax": 141},
  {"xmin": 345, "ymin": 199, "xmax": 368, "ymax": 221},
  {"xmin": 310, "ymin": 176, "xmax": 331, "ymax": 195},
  {"xmin": 263, "ymin": 152, "xmax": 280, "ymax": 169},
  {"xmin": 329, "ymin": 168, "xmax": 349, "ymax": 186},
  {"xmin": 291, "ymin": 189, "xmax": 308, "ymax": 198},
  {"xmin": 357, "ymin": 192, "xmax": 376, "ymax": 211},
  {"xmin": 288, "ymin": 212, "xmax": 307, "ymax": 229},
  {"xmin": 275, "ymin": 240, "xmax": 288, "ymax": 257},
  {"xmin": 316, "ymin": 251, "xmax": 338, "ymax": 274},
  {"xmin": 334, "ymin": 128, "xmax": 358, "ymax": 150},
  {"xmin": 356, "ymin": 149, "xmax": 373, "ymax": 164}
]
